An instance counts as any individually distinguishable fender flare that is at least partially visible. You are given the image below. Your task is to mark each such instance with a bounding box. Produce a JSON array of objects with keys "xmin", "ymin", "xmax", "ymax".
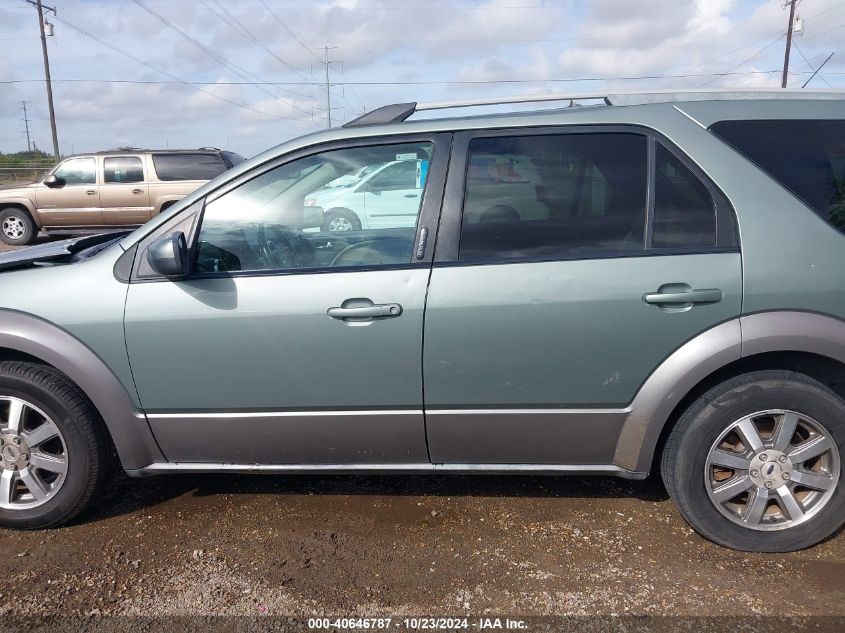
[
  {"xmin": 616, "ymin": 311, "xmax": 845, "ymax": 473},
  {"xmin": 0, "ymin": 309, "xmax": 164, "ymax": 470}
]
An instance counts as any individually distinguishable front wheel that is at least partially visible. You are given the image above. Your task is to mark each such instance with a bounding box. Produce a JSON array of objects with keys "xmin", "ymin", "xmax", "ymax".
[
  {"xmin": 662, "ymin": 370, "xmax": 844, "ymax": 551},
  {"xmin": 0, "ymin": 362, "xmax": 109, "ymax": 529},
  {"xmin": 322, "ymin": 208, "xmax": 361, "ymax": 233},
  {"xmin": 0, "ymin": 208, "xmax": 37, "ymax": 246}
]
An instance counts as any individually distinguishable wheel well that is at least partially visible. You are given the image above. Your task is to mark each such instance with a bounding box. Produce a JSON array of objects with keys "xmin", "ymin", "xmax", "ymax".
[
  {"xmin": 652, "ymin": 350, "xmax": 845, "ymax": 472},
  {"xmin": 0, "ymin": 204, "xmax": 36, "ymax": 224},
  {"xmin": 0, "ymin": 346, "xmax": 119, "ymax": 459},
  {"xmin": 159, "ymin": 200, "xmax": 177, "ymax": 213}
]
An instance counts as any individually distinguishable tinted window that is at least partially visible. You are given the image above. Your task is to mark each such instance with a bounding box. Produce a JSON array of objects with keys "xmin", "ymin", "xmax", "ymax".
[
  {"xmin": 459, "ymin": 133, "xmax": 648, "ymax": 262},
  {"xmin": 195, "ymin": 142, "xmax": 433, "ymax": 274},
  {"xmin": 653, "ymin": 144, "xmax": 716, "ymax": 248},
  {"xmin": 52, "ymin": 157, "xmax": 96, "ymax": 185},
  {"xmin": 711, "ymin": 119, "xmax": 845, "ymax": 232},
  {"xmin": 104, "ymin": 156, "xmax": 144, "ymax": 183},
  {"xmin": 152, "ymin": 153, "xmax": 227, "ymax": 181}
]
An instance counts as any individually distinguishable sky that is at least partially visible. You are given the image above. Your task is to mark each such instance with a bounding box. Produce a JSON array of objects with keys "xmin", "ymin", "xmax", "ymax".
[{"xmin": 1, "ymin": 0, "xmax": 843, "ymax": 158}]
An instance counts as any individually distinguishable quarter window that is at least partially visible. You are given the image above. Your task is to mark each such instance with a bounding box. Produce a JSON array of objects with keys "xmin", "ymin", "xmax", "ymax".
[
  {"xmin": 458, "ymin": 133, "xmax": 648, "ymax": 262},
  {"xmin": 52, "ymin": 157, "xmax": 96, "ymax": 185},
  {"xmin": 194, "ymin": 142, "xmax": 433, "ymax": 274},
  {"xmin": 653, "ymin": 144, "xmax": 717, "ymax": 248},
  {"xmin": 710, "ymin": 119, "xmax": 845, "ymax": 232},
  {"xmin": 152, "ymin": 153, "xmax": 228, "ymax": 181},
  {"xmin": 104, "ymin": 156, "xmax": 144, "ymax": 183}
]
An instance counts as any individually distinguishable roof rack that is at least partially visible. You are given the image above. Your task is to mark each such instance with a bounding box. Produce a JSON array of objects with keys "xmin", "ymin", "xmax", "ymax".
[{"xmin": 343, "ymin": 88, "xmax": 845, "ymax": 127}]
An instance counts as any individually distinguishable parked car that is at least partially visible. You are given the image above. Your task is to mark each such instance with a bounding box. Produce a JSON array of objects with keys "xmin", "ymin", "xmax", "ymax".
[
  {"xmin": 0, "ymin": 91, "xmax": 844, "ymax": 552},
  {"xmin": 304, "ymin": 158, "xmax": 429, "ymax": 232},
  {"xmin": 0, "ymin": 148, "xmax": 244, "ymax": 245}
]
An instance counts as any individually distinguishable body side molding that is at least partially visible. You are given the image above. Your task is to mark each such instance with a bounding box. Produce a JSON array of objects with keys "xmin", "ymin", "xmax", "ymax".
[{"xmin": 0, "ymin": 309, "xmax": 164, "ymax": 469}]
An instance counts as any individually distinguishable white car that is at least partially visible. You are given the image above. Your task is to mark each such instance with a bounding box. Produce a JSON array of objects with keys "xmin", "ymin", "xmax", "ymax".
[{"xmin": 305, "ymin": 159, "xmax": 427, "ymax": 232}]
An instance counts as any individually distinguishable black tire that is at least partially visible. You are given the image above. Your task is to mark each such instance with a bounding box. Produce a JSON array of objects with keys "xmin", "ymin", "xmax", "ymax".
[
  {"xmin": 0, "ymin": 362, "xmax": 109, "ymax": 529},
  {"xmin": 321, "ymin": 208, "xmax": 361, "ymax": 233},
  {"xmin": 662, "ymin": 370, "xmax": 845, "ymax": 552},
  {"xmin": 0, "ymin": 207, "xmax": 37, "ymax": 246},
  {"xmin": 479, "ymin": 205, "xmax": 520, "ymax": 223}
]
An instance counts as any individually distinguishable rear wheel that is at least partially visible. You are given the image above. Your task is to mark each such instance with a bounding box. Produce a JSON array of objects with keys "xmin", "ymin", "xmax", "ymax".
[
  {"xmin": 0, "ymin": 362, "xmax": 108, "ymax": 529},
  {"xmin": 662, "ymin": 370, "xmax": 845, "ymax": 551},
  {"xmin": 0, "ymin": 208, "xmax": 37, "ymax": 246}
]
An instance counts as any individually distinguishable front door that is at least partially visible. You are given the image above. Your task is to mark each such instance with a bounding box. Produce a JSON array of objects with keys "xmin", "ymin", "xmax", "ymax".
[
  {"xmin": 35, "ymin": 156, "xmax": 101, "ymax": 226},
  {"xmin": 99, "ymin": 155, "xmax": 152, "ymax": 225},
  {"xmin": 124, "ymin": 135, "xmax": 448, "ymax": 465},
  {"xmin": 423, "ymin": 128, "xmax": 743, "ymax": 465}
]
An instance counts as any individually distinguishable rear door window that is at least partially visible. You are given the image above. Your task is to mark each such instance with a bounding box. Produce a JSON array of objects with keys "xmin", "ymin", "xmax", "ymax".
[
  {"xmin": 710, "ymin": 119, "xmax": 845, "ymax": 232},
  {"xmin": 104, "ymin": 156, "xmax": 144, "ymax": 183},
  {"xmin": 151, "ymin": 153, "xmax": 228, "ymax": 181},
  {"xmin": 458, "ymin": 133, "xmax": 648, "ymax": 262}
]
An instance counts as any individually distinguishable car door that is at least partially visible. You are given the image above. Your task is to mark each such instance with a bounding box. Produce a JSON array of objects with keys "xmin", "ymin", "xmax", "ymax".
[
  {"xmin": 99, "ymin": 155, "xmax": 153, "ymax": 225},
  {"xmin": 423, "ymin": 127, "xmax": 742, "ymax": 465},
  {"xmin": 361, "ymin": 160, "xmax": 424, "ymax": 229},
  {"xmin": 124, "ymin": 135, "xmax": 449, "ymax": 465},
  {"xmin": 35, "ymin": 156, "xmax": 101, "ymax": 226}
]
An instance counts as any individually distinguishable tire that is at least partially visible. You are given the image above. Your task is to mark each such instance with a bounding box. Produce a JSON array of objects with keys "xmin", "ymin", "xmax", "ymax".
[
  {"xmin": 662, "ymin": 370, "xmax": 845, "ymax": 552},
  {"xmin": 321, "ymin": 208, "xmax": 361, "ymax": 233},
  {"xmin": 0, "ymin": 362, "xmax": 109, "ymax": 529},
  {"xmin": 0, "ymin": 208, "xmax": 37, "ymax": 246}
]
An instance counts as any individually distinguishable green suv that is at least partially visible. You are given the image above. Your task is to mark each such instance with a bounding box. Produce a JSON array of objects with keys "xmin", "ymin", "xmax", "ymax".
[{"xmin": 0, "ymin": 90, "xmax": 843, "ymax": 552}]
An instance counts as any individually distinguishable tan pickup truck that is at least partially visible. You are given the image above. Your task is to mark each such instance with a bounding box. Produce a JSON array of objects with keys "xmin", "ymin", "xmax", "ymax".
[{"xmin": 0, "ymin": 148, "xmax": 244, "ymax": 245}]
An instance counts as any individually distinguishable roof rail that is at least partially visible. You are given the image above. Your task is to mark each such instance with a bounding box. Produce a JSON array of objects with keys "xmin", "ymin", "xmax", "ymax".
[{"xmin": 342, "ymin": 88, "xmax": 845, "ymax": 127}]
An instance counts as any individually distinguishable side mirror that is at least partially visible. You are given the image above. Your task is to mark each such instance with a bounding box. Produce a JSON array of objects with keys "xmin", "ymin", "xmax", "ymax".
[
  {"xmin": 147, "ymin": 232, "xmax": 188, "ymax": 278},
  {"xmin": 44, "ymin": 174, "xmax": 65, "ymax": 188}
]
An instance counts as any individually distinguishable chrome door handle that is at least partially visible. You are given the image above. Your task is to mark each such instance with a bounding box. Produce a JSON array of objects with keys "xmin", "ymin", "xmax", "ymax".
[
  {"xmin": 644, "ymin": 288, "xmax": 722, "ymax": 305},
  {"xmin": 86, "ymin": 190, "xmax": 97, "ymax": 195},
  {"xmin": 327, "ymin": 303, "xmax": 402, "ymax": 320},
  {"xmin": 131, "ymin": 188, "xmax": 143, "ymax": 194}
]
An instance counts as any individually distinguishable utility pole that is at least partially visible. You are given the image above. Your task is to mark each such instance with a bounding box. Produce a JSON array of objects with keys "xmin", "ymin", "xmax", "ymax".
[
  {"xmin": 781, "ymin": 0, "xmax": 799, "ymax": 88},
  {"xmin": 25, "ymin": 0, "xmax": 59, "ymax": 157},
  {"xmin": 316, "ymin": 46, "xmax": 339, "ymax": 128},
  {"xmin": 21, "ymin": 101, "xmax": 32, "ymax": 152}
]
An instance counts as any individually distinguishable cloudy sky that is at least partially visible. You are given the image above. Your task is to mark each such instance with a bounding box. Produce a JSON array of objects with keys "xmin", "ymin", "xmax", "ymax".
[{"xmin": 1, "ymin": 0, "xmax": 843, "ymax": 158}]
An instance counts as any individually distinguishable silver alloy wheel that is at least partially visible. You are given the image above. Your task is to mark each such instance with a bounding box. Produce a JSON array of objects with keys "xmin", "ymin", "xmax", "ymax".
[
  {"xmin": 328, "ymin": 216, "xmax": 354, "ymax": 232},
  {"xmin": 2, "ymin": 216, "xmax": 26, "ymax": 240},
  {"xmin": 705, "ymin": 409, "xmax": 840, "ymax": 531},
  {"xmin": 0, "ymin": 396, "xmax": 68, "ymax": 510}
]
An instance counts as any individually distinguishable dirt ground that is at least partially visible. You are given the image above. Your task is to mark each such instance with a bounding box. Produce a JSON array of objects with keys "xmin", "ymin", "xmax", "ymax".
[
  {"xmin": 1, "ymin": 472, "xmax": 843, "ymax": 623},
  {"xmin": 1, "ymin": 236, "xmax": 844, "ymax": 630}
]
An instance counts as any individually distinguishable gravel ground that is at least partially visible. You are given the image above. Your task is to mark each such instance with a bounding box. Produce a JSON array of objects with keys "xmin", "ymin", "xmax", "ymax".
[{"xmin": 1, "ymin": 235, "xmax": 844, "ymax": 630}]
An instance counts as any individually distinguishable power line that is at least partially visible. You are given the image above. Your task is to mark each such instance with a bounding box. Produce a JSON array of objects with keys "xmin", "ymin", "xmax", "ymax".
[
  {"xmin": 130, "ymin": 0, "xmax": 312, "ymax": 114},
  {"xmin": 204, "ymin": 0, "xmax": 311, "ymax": 80},
  {"xmin": 793, "ymin": 41, "xmax": 834, "ymax": 88},
  {"xmin": 3, "ymin": 68, "xmax": 840, "ymax": 88},
  {"xmin": 257, "ymin": 0, "xmax": 320, "ymax": 61},
  {"xmin": 48, "ymin": 13, "xmax": 305, "ymax": 121},
  {"xmin": 698, "ymin": 34, "xmax": 785, "ymax": 88}
]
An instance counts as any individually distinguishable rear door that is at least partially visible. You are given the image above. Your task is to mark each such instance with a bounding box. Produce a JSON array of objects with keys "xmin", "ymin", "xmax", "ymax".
[
  {"xmin": 99, "ymin": 155, "xmax": 152, "ymax": 225},
  {"xmin": 423, "ymin": 127, "xmax": 742, "ymax": 465}
]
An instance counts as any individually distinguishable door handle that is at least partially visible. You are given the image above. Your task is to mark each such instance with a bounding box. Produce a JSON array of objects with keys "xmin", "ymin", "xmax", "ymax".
[
  {"xmin": 131, "ymin": 188, "xmax": 143, "ymax": 195},
  {"xmin": 86, "ymin": 190, "xmax": 97, "ymax": 195},
  {"xmin": 644, "ymin": 288, "xmax": 722, "ymax": 305},
  {"xmin": 327, "ymin": 303, "xmax": 402, "ymax": 320},
  {"xmin": 404, "ymin": 193, "xmax": 419, "ymax": 198}
]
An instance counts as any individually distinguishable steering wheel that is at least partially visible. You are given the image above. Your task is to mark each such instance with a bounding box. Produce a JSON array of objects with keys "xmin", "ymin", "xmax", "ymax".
[{"xmin": 256, "ymin": 223, "xmax": 300, "ymax": 269}]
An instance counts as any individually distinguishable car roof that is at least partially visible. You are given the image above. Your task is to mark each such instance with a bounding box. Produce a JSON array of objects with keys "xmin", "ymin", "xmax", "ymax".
[{"xmin": 63, "ymin": 149, "xmax": 228, "ymax": 158}]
